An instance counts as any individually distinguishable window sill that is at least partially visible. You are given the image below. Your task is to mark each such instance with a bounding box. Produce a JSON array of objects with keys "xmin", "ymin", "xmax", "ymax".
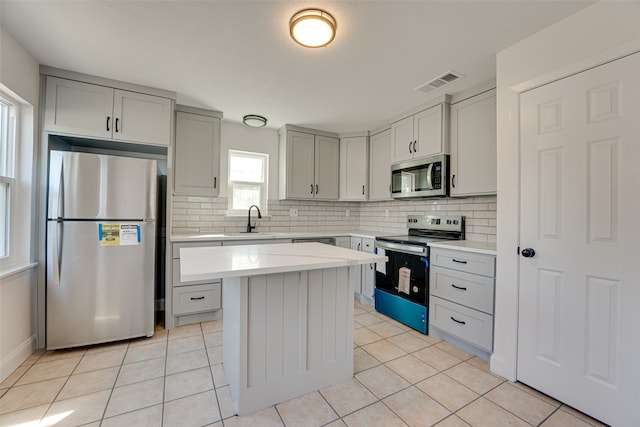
[
  {"xmin": 0, "ymin": 262, "xmax": 39, "ymax": 281},
  {"xmin": 224, "ymin": 213, "xmax": 272, "ymax": 218}
]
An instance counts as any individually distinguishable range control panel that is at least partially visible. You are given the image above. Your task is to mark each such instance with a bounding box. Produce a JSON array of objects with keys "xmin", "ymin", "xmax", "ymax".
[{"xmin": 406, "ymin": 215, "xmax": 464, "ymax": 232}]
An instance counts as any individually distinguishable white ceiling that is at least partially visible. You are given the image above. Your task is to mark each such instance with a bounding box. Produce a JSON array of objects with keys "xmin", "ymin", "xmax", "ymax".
[{"xmin": 1, "ymin": 0, "xmax": 594, "ymax": 133}]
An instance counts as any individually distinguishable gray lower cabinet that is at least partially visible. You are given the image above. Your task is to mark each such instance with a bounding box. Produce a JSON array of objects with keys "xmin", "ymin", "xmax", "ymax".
[
  {"xmin": 349, "ymin": 237, "xmax": 375, "ymax": 305},
  {"xmin": 429, "ymin": 247, "xmax": 496, "ymax": 353},
  {"xmin": 171, "ymin": 241, "xmax": 222, "ymax": 323}
]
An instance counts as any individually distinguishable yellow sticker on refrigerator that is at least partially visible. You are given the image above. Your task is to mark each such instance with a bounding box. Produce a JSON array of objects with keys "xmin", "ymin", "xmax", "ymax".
[{"xmin": 99, "ymin": 224, "xmax": 141, "ymax": 246}]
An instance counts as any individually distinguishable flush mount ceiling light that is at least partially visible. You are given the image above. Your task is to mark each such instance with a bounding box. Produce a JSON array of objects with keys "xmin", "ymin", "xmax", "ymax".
[
  {"xmin": 243, "ymin": 114, "xmax": 267, "ymax": 128},
  {"xmin": 289, "ymin": 8, "xmax": 336, "ymax": 48}
]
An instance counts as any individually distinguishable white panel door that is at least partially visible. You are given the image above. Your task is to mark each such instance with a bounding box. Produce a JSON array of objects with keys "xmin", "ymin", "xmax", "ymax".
[{"xmin": 518, "ymin": 52, "xmax": 640, "ymax": 427}]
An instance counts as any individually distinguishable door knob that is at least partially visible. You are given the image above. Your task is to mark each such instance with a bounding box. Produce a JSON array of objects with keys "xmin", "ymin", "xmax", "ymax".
[{"xmin": 521, "ymin": 248, "xmax": 536, "ymax": 258}]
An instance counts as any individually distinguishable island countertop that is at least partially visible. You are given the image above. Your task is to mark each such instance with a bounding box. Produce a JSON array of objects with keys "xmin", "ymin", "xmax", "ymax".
[{"xmin": 180, "ymin": 242, "xmax": 387, "ymax": 282}]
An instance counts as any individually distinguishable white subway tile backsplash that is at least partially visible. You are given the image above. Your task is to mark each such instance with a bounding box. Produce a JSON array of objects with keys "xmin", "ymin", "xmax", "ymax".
[{"xmin": 170, "ymin": 195, "xmax": 497, "ymax": 242}]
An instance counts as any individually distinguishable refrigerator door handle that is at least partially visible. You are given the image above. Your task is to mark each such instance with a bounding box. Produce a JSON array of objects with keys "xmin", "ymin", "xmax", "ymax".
[
  {"xmin": 48, "ymin": 151, "xmax": 64, "ymax": 219},
  {"xmin": 47, "ymin": 219, "xmax": 62, "ymax": 286}
]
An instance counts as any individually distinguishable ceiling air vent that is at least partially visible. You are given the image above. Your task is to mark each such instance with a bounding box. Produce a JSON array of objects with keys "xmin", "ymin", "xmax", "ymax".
[{"xmin": 414, "ymin": 71, "xmax": 462, "ymax": 93}]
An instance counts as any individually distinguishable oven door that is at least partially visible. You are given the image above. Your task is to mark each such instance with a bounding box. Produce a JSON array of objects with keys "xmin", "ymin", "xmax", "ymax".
[{"xmin": 375, "ymin": 241, "xmax": 429, "ymax": 306}]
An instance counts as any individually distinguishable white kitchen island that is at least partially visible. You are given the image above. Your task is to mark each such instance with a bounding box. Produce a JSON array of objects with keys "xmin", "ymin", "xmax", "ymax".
[{"xmin": 180, "ymin": 242, "xmax": 386, "ymax": 416}]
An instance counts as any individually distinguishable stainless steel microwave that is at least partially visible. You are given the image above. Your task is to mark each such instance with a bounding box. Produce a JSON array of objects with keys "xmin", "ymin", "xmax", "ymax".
[{"xmin": 391, "ymin": 154, "xmax": 449, "ymax": 198}]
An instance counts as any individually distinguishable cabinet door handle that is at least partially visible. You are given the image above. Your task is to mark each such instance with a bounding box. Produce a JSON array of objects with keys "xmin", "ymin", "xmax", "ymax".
[
  {"xmin": 316, "ymin": 184, "xmax": 319, "ymax": 194},
  {"xmin": 409, "ymin": 141, "xmax": 413, "ymax": 153},
  {"xmin": 106, "ymin": 116, "xmax": 110, "ymax": 131},
  {"xmin": 452, "ymin": 174, "xmax": 456, "ymax": 188},
  {"xmin": 115, "ymin": 118, "xmax": 120, "ymax": 133},
  {"xmin": 451, "ymin": 316, "xmax": 466, "ymax": 325},
  {"xmin": 451, "ymin": 284, "xmax": 467, "ymax": 291},
  {"xmin": 190, "ymin": 296, "xmax": 205, "ymax": 300},
  {"xmin": 452, "ymin": 259, "xmax": 467, "ymax": 264},
  {"xmin": 213, "ymin": 177, "xmax": 217, "ymax": 188},
  {"xmin": 362, "ymin": 185, "xmax": 365, "ymax": 195},
  {"xmin": 413, "ymin": 141, "xmax": 417, "ymax": 153},
  {"xmin": 310, "ymin": 184, "xmax": 314, "ymax": 194}
]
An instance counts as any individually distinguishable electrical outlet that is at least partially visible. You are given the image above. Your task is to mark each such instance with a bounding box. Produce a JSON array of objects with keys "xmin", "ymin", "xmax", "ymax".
[
  {"xmin": 289, "ymin": 208, "xmax": 299, "ymax": 217},
  {"xmin": 385, "ymin": 209, "xmax": 389, "ymax": 217},
  {"xmin": 345, "ymin": 209, "xmax": 350, "ymax": 217}
]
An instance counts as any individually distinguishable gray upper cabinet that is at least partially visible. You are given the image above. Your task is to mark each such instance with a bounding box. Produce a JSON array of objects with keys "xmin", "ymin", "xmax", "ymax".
[
  {"xmin": 174, "ymin": 106, "xmax": 222, "ymax": 196},
  {"xmin": 339, "ymin": 134, "xmax": 368, "ymax": 201},
  {"xmin": 390, "ymin": 101, "xmax": 449, "ymax": 164},
  {"xmin": 279, "ymin": 126, "xmax": 339, "ymax": 200},
  {"xmin": 449, "ymin": 89, "xmax": 497, "ymax": 196},
  {"xmin": 368, "ymin": 128, "xmax": 392, "ymax": 201},
  {"xmin": 44, "ymin": 76, "xmax": 172, "ymax": 146}
]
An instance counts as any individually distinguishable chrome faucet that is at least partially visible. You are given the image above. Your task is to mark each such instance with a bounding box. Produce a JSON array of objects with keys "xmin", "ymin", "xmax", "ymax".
[{"xmin": 246, "ymin": 205, "xmax": 262, "ymax": 233}]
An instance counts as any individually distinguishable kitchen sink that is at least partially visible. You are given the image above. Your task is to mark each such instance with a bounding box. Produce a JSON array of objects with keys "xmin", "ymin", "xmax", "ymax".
[{"xmin": 223, "ymin": 232, "xmax": 277, "ymax": 237}]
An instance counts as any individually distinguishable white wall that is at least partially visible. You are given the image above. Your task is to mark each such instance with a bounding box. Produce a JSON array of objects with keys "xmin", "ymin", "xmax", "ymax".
[
  {"xmin": 0, "ymin": 25, "xmax": 40, "ymax": 381},
  {"xmin": 493, "ymin": 1, "xmax": 640, "ymax": 380},
  {"xmin": 220, "ymin": 121, "xmax": 279, "ymax": 200}
]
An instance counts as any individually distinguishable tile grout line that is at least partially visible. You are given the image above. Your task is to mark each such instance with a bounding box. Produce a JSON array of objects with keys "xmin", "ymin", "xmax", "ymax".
[
  {"xmin": 97, "ymin": 341, "xmax": 130, "ymax": 426},
  {"xmin": 160, "ymin": 330, "xmax": 169, "ymax": 427},
  {"xmin": 202, "ymin": 322, "xmax": 226, "ymax": 425}
]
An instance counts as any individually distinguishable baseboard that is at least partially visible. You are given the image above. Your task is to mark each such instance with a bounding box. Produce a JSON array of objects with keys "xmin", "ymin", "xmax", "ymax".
[
  {"xmin": 0, "ymin": 334, "xmax": 37, "ymax": 382},
  {"xmin": 490, "ymin": 353, "xmax": 516, "ymax": 381}
]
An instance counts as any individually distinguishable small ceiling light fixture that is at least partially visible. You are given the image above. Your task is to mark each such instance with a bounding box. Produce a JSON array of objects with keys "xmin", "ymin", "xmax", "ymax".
[
  {"xmin": 289, "ymin": 8, "xmax": 337, "ymax": 48},
  {"xmin": 243, "ymin": 114, "xmax": 267, "ymax": 128}
]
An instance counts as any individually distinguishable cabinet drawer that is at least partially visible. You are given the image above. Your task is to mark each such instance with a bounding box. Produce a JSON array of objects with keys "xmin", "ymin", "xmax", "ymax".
[
  {"xmin": 430, "ymin": 248, "xmax": 495, "ymax": 277},
  {"xmin": 430, "ymin": 296, "xmax": 493, "ymax": 352},
  {"xmin": 430, "ymin": 266, "xmax": 494, "ymax": 314},
  {"xmin": 362, "ymin": 238, "xmax": 375, "ymax": 253},
  {"xmin": 172, "ymin": 241, "xmax": 222, "ymax": 259},
  {"xmin": 173, "ymin": 259, "xmax": 221, "ymax": 287},
  {"xmin": 173, "ymin": 283, "xmax": 221, "ymax": 315}
]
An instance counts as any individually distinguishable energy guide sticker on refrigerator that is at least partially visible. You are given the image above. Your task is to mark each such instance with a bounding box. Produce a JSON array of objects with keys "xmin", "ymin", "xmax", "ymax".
[
  {"xmin": 98, "ymin": 223, "xmax": 141, "ymax": 246},
  {"xmin": 46, "ymin": 150, "xmax": 157, "ymax": 350}
]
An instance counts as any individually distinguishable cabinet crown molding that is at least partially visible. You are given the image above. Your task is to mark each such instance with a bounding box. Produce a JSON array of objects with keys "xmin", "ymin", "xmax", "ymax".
[
  {"xmin": 176, "ymin": 104, "xmax": 223, "ymax": 119},
  {"xmin": 278, "ymin": 124, "xmax": 339, "ymax": 139},
  {"xmin": 40, "ymin": 65, "xmax": 176, "ymax": 100},
  {"xmin": 389, "ymin": 94, "xmax": 450, "ymax": 125}
]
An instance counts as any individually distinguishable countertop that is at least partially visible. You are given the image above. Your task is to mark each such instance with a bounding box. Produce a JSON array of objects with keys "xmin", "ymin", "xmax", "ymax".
[
  {"xmin": 180, "ymin": 242, "xmax": 388, "ymax": 282},
  {"xmin": 428, "ymin": 240, "xmax": 496, "ymax": 256},
  {"xmin": 171, "ymin": 230, "xmax": 390, "ymax": 243}
]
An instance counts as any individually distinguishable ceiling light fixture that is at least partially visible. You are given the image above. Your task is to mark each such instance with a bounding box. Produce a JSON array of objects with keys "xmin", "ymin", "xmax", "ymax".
[
  {"xmin": 289, "ymin": 8, "xmax": 336, "ymax": 48},
  {"xmin": 243, "ymin": 114, "xmax": 267, "ymax": 128}
]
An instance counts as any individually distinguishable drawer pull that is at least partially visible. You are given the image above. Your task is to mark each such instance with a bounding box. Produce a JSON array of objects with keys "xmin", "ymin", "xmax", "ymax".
[
  {"xmin": 451, "ymin": 284, "xmax": 467, "ymax": 291},
  {"xmin": 450, "ymin": 316, "xmax": 466, "ymax": 325},
  {"xmin": 190, "ymin": 296, "xmax": 205, "ymax": 300},
  {"xmin": 452, "ymin": 259, "xmax": 468, "ymax": 264}
]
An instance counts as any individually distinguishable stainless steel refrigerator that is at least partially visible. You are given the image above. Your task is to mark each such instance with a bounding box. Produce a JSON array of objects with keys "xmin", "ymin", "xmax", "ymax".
[{"xmin": 46, "ymin": 150, "xmax": 157, "ymax": 349}]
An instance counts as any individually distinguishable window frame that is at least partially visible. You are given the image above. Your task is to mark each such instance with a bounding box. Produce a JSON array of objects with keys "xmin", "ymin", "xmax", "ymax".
[
  {"xmin": 0, "ymin": 93, "xmax": 17, "ymax": 261},
  {"xmin": 227, "ymin": 149, "xmax": 269, "ymax": 216}
]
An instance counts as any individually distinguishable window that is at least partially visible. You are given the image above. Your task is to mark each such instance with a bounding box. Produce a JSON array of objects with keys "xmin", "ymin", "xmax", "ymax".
[
  {"xmin": 227, "ymin": 150, "xmax": 268, "ymax": 215},
  {"xmin": 0, "ymin": 94, "xmax": 17, "ymax": 259}
]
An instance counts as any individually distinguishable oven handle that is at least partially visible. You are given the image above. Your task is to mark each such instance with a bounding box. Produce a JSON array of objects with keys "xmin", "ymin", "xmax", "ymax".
[{"xmin": 375, "ymin": 240, "xmax": 427, "ymax": 256}]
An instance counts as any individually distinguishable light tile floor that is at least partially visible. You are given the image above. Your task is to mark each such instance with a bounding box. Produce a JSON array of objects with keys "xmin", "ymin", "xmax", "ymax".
[{"xmin": 0, "ymin": 300, "xmax": 608, "ymax": 427}]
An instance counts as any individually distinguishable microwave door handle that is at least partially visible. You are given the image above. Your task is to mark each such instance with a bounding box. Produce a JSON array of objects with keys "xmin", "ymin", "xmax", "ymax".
[{"xmin": 426, "ymin": 163, "xmax": 434, "ymax": 189}]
